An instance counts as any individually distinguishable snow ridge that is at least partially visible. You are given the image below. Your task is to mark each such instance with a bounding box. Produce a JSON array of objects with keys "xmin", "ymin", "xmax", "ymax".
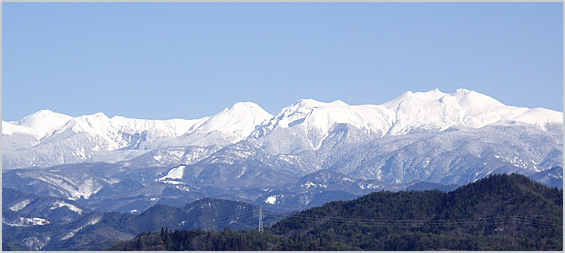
[
  {"xmin": 3, "ymin": 102, "xmax": 272, "ymax": 151},
  {"xmin": 252, "ymin": 89, "xmax": 561, "ymax": 149},
  {"xmin": 267, "ymin": 88, "xmax": 562, "ymax": 137}
]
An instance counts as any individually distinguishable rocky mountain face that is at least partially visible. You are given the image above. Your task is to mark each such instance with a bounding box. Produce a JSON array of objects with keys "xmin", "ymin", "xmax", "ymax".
[{"xmin": 2, "ymin": 89, "xmax": 562, "ymax": 213}]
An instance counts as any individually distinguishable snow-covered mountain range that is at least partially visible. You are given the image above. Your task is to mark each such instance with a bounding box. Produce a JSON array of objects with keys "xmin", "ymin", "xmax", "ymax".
[
  {"xmin": 2, "ymin": 88, "xmax": 563, "ymax": 212},
  {"xmin": 3, "ymin": 88, "xmax": 560, "ymax": 170},
  {"xmin": 2, "ymin": 101, "xmax": 273, "ymax": 169}
]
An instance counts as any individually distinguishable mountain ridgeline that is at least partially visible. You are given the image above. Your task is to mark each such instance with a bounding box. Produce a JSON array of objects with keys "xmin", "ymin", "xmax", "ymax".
[
  {"xmin": 2, "ymin": 89, "xmax": 562, "ymax": 215},
  {"xmin": 3, "ymin": 89, "xmax": 562, "ymax": 178},
  {"xmin": 109, "ymin": 174, "xmax": 562, "ymax": 251}
]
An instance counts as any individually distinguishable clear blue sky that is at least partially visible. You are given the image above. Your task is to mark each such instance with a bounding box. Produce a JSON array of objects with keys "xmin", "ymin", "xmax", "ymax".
[{"xmin": 3, "ymin": 2, "xmax": 563, "ymax": 121}]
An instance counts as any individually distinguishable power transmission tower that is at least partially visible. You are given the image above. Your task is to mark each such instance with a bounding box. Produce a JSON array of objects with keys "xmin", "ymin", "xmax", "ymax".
[{"xmin": 258, "ymin": 206, "xmax": 264, "ymax": 233}]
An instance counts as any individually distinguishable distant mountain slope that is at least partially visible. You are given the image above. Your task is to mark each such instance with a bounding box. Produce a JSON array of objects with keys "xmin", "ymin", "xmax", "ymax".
[
  {"xmin": 2, "ymin": 162, "xmax": 389, "ymax": 214},
  {"xmin": 108, "ymin": 174, "xmax": 563, "ymax": 251},
  {"xmin": 2, "ymin": 198, "xmax": 286, "ymax": 251},
  {"xmin": 2, "ymin": 188, "xmax": 88, "ymax": 226},
  {"xmin": 529, "ymin": 166, "xmax": 563, "ymax": 189}
]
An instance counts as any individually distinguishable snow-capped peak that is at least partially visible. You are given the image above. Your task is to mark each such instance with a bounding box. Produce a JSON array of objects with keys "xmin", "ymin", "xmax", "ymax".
[
  {"xmin": 257, "ymin": 89, "xmax": 562, "ymax": 142},
  {"xmin": 255, "ymin": 99, "xmax": 394, "ymax": 149},
  {"xmin": 383, "ymin": 88, "xmax": 559, "ymax": 134},
  {"xmin": 193, "ymin": 102, "xmax": 272, "ymax": 138},
  {"xmin": 18, "ymin": 109, "xmax": 71, "ymax": 127},
  {"xmin": 230, "ymin": 101, "xmax": 269, "ymax": 111},
  {"xmin": 292, "ymin": 99, "xmax": 349, "ymax": 108},
  {"xmin": 281, "ymin": 99, "xmax": 353, "ymax": 118},
  {"xmin": 58, "ymin": 112, "xmax": 112, "ymax": 135},
  {"xmin": 382, "ymin": 88, "xmax": 504, "ymax": 110},
  {"xmin": 2, "ymin": 109, "xmax": 73, "ymax": 138}
]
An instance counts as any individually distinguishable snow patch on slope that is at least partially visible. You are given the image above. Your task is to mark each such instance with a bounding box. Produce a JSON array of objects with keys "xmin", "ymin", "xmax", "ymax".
[
  {"xmin": 61, "ymin": 216, "xmax": 102, "ymax": 240},
  {"xmin": 19, "ymin": 173, "xmax": 103, "ymax": 201},
  {"xmin": 50, "ymin": 200, "xmax": 83, "ymax": 215},
  {"xmin": 3, "ymin": 217, "xmax": 51, "ymax": 227},
  {"xmin": 9, "ymin": 199, "xmax": 31, "ymax": 212},
  {"xmin": 301, "ymin": 181, "xmax": 328, "ymax": 188},
  {"xmin": 196, "ymin": 102, "xmax": 272, "ymax": 136},
  {"xmin": 157, "ymin": 165, "xmax": 186, "ymax": 181},
  {"xmin": 265, "ymin": 195, "xmax": 278, "ymax": 204}
]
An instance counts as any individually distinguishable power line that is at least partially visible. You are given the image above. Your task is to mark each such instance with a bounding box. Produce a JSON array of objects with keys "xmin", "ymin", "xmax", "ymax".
[{"xmin": 277, "ymin": 214, "xmax": 562, "ymax": 228}]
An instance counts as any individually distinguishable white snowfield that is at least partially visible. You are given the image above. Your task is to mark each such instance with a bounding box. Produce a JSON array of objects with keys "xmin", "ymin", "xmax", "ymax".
[
  {"xmin": 2, "ymin": 89, "xmax": 562, "ymax": 169},
  {"xmin": 49, "ymin": 200, "xmax": 84, "ymax": 215},
  {"xmin": 156, "ymin": 165, "xmax": 186, "ymax": 182},
  {"xmin": 61, "ymin": 216, "xmax": 102, "ymax": 240},
  {"xmin": 9, "ymin": 199, "xmax": 32, "ymax": 212},
  {"xmin": 3, "ymin": 217, "xmax": 51, "ymax": 227},
  {"xmin": 265, "ymin": 195, "xmax": 278, "ymax": 204}
]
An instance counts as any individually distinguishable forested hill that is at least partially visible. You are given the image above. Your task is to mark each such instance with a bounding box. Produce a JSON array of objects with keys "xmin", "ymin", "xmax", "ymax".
[
  {"xmin": 110, "ymin": 173, "xmax": 562, "ymax": 251},
  {"xmin": 270, "ymin": 173, "xmax": 563, "ymax": 250}
]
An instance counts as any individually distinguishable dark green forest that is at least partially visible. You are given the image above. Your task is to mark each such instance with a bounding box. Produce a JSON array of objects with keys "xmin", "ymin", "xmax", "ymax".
[{"xmin": 109, "ymin": 174, "xmax": 563, "ymax": 251}]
